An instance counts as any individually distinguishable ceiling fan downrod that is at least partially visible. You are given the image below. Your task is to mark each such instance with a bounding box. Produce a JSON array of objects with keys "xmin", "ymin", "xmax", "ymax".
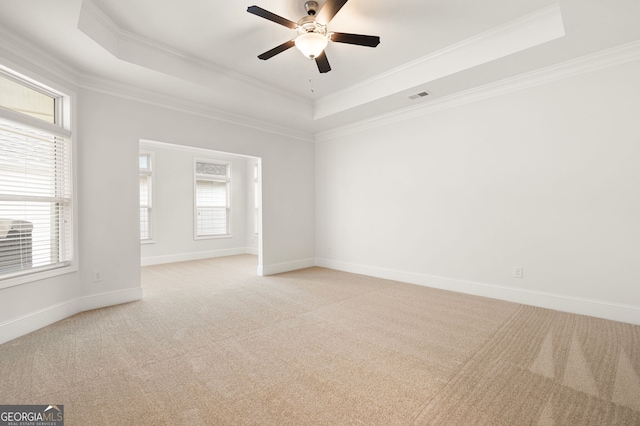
[{"xmin": 304, "ymin": 1, "xmax": 319, "ymax": 16}]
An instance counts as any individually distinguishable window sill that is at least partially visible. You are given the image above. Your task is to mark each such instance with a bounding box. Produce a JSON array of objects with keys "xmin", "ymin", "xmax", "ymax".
[
  {"xmin": 0, "ymin": 263, "xmax": 78, "ymax": 290},
  {"xmin": 194, "ymin": 234, "xmax": 233, "ymax": 241}
]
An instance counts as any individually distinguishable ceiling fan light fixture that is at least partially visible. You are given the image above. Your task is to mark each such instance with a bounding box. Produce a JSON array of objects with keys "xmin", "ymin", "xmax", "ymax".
[
  {"xmin": 295, "ymin": 32, "xmax": 328, "ymax": 59},
  {"xmin": 248, "ymin": 0, "xmax": 380, "ymax": 73}
]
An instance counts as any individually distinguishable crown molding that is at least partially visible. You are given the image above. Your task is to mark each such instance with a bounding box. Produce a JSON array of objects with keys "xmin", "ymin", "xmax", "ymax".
[
  {"xmin": 78, "ymin": 0, "xmax": 309, "ymax": 106},
  {"xmin": 315, "ymin": 39, "xmax": 640, "ymax": 142},
  {"xmin": 79, "ymin": 74, "xmax": 315, "ymax": 142},
  {"xmin": 313, "ymin": 3, "xmax": 565, "ymax": 120},
  {"xmin": 5, "ymin": 5, "xmax": 639, "ymax": 145},
  {"xmin": 0, "ymin": 23, "xmax": 313, "ymax": 143},
  {"xmin": 0, "ymin": 26, "xmax": 81, "ymax": 91},
  {"xmin": 324, "ymin": 4, "xmax": 563, "ymax": 102}
]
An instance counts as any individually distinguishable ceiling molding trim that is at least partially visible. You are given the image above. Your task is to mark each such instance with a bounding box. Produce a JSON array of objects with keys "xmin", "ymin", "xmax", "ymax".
[
  {"xmin": 78, "ymin": 0, "xmax": 309, "ymax": 106},
  {"xmin": 0, "ymin": 26, "xmax": 81, "ymax": 91},
  {"xmin": 315, "ymin": 39, "xmax": 640, "ymax": 142},
  {"xmin": 314, "ymin": 3, "xmax": 565, "ymax": 120},
  {"xmin": 78, "ymin": 74, "xmax": 315, "ymax": 142},
  {"xmin": 383, "ymin": 4, "xmax": 563, "ymax": 81},
  {"xmin": 0, "ymin": 22, "xmax": 312, "ymax": 142},
  {"xmin": 117, "ymin": 30, "xmax": 310, "ymax": 105},
  {"xmin": 80, "ymin": 0, "xmax": 118, "ymax": 33}
]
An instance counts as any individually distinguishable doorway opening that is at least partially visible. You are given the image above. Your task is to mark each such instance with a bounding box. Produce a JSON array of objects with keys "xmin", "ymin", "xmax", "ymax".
[{"xmin": 137, "ymin": 139, "xmax": 262, "ymax": 274}]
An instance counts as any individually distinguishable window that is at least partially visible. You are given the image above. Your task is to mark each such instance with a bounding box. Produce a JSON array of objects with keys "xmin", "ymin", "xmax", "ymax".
[
  {"xmin": 194, "ymin": 160, "xmax": 230, "ymax": 238},
  {"xmin": 0, "ymin": 72, "xmax": 56, "ymax": 124},
  {"xmin": 139, "ymin": 152, "xmax": 154, "ymax": 242},
  {"xmin": 0, "ymin": 70, "xmax": 73, "ymax": 282}
]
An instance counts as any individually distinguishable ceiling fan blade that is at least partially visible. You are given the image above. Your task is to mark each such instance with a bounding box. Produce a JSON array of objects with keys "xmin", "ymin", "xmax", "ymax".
[
  {"xmin": 315, "ymin": 51, "xmax": 331, "ymax": 73},
  {"xmin": 316, "ymin": 0, "xmax": 349, "ymax": 24},
  {"xmin": 330, "ymin": 32, "xmax": 380, "ymax": 47},
  {"xmin": 247, "ymin": 5, "xmax": 298, "ymax": 29},
  {"xmin": 258, "ymin": 40, "xmax": 296, "ymax": 60}
]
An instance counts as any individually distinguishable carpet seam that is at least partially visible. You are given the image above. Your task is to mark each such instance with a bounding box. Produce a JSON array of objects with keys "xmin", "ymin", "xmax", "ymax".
[{"xmin": 409, "ymin": 303, "xmax": 525, "ymax": 424}]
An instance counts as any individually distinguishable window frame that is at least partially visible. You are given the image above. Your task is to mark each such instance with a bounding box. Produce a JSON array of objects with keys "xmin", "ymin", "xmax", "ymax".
[
  {"xmin": 139, "ymin": 150, "xmax": 155, "ymax": 244},
  {"xmin": 193, "ymin": 158, "xmax": 231, "ymax": 240},
  {"xmin": 0, "ymin": 68, "xmax": 60, "ymax": 125},
  {"xmin": 0, "ymin": 64, "xmax": 76, "ymax": 289}
]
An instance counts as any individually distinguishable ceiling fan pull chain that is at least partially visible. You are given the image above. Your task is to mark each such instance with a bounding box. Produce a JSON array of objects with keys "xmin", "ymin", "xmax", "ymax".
[{"xmin": 308, "ymin": 59, "xmax": 316, "ymax": 93}]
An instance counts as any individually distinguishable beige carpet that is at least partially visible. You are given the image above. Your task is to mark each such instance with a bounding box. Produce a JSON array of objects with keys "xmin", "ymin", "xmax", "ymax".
[{"xmin": 0, "ymin": 255, "xmax": 638, "ymax": 425}]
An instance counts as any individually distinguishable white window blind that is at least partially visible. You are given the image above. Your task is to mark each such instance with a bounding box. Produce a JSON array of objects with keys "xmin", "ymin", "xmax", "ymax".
[
  {"xmin": 0, "ymin": 118, "xmax": 72, "ymax": 276},
  {"xmin": 194, "ymin": 160, "xmax": 230, "ymax": 238}
]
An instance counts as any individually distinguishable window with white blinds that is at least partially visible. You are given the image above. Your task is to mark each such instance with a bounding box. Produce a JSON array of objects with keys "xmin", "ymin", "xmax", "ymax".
[
  {"xmin": 194, "ymin": 160, "xmax": 230, "ymax": 238},
  {"xmin": 0, "ymin": 117, "xmax": 72, "ymax": 278},
  {"xmin": 139, "ymin": 152, "xmax": 153, "ymax": 241}
]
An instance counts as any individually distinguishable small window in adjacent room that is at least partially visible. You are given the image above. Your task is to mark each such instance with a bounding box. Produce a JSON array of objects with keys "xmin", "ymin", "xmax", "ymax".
[
  {"xmin": 194, "ymin": 160, "xmax": 230, "ymax": 239},
  {"xmin": 139, "ymin": 152, "xmax": 154, "ymax": 242},
  {"xmin": 0, "ymin": 69, "xmax": 73, "ymax": 284}
]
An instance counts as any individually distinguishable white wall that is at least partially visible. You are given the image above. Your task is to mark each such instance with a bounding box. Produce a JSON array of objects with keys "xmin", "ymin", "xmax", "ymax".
[
  {"xmin": 2, "ymin": 26, "xmax": 638, "ymax": 347},
  {"xmin": 139, "ymin": 142, "xmax": 257, "ymax": 265},
  {"xmin": 316, "ymin": 58, "xmax": 640, "ymax": 324},
  {"xmin": 0, "ymin": 59, "xmax": 315, "ymax": 345},
  {"xmin": 78, "ymin": 88, "xmax": 315, "ymax": 285}
]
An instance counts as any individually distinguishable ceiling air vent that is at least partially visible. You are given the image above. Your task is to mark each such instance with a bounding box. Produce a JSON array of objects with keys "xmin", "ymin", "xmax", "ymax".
[{"xmin": 408, "ymin": 91, "xmax": 430, "ymax": 100}]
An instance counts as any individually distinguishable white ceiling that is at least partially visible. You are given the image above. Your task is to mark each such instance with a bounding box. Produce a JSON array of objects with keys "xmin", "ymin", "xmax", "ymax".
[{"xmin": 1, "ymin": 0, "xmax": 640, "ymax": 136}]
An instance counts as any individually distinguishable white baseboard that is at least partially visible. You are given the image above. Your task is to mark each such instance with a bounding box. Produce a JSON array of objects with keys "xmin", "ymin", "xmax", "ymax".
[
  {"xmin": 141, "ymin": 247, "xmax": 254, "ymax": 266},
  {"xmin": 259, "ymin": 258, "xmax": 316, "ymax": 276},
  {"xmin": 0, "ymin": 287, "xmax": 143, "ymax": 346},
  {"xmin": 80, "ymin": 287, "xmax": 143, "ymax": 312},
  {"xmin": 315, "ymin": 258, "xmax": 640, "ymax": 326},
  {"xmin": 6, "ymin": 257, "xmax": 634, "ymax": 346},
  {"xmin": 0, "ymin": 300, "xmax": 79, "ymax": 346},
  {"xmin": 245, "ymin": 247, "xmax": 259, "ymax": 256}
]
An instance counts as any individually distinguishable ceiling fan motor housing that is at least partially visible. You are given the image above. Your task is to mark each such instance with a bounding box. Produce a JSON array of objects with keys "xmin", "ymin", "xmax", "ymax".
[
  {"xmin": 297, "ymin": 2, "xmax": 327, "ymax": 36},
  {"xmin": 297, "ymin": 17, "xmax": 327, "ymax": 35}
]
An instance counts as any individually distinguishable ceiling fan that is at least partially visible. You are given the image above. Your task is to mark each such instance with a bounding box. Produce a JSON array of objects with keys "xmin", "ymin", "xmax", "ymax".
[{"xmin": 247, "ymin": 0, "xmax": 380, "ymax": 73}]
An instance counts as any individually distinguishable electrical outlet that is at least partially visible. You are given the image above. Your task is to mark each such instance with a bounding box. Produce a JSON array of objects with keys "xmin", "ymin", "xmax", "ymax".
[
  {"xmin": 93, "ymin": 271, "xmax": 103, "ymax": 282},
  {"xmin": 513, "ymin": 266, "xmax": 524, "ymax": 279}
]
